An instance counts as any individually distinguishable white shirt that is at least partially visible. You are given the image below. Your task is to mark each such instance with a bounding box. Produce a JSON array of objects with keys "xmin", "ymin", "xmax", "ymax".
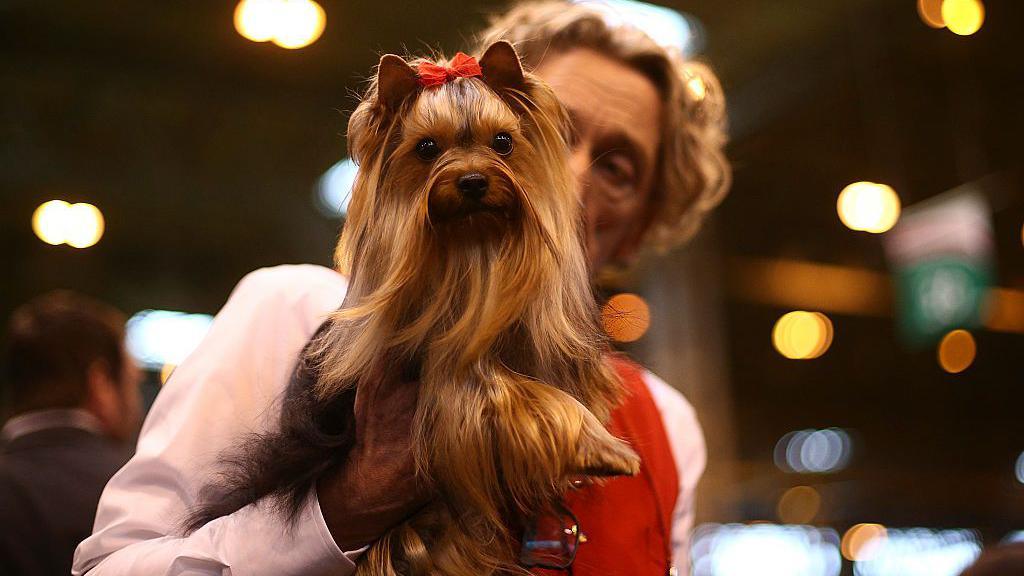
[{"xmin": 73, "ymin": 264, "xmax": 706, "ymax": 576}]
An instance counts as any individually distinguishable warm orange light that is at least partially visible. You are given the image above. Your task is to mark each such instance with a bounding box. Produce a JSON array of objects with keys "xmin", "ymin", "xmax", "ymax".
[
  {"xmin": 64, "ymin": 203, "xmax": 105, "ymax": 248},
  {"xmin": 234, "ymin": 0, "xmax": 280, "ymax": 42},
  {"xmin": 234, "ymin": 0, "xmax": 325, "ymax": 49},
  {"xmin": 272, "ymin": 0, "xmax": 326, "ymax": 49},
  {"xmin": 32, "ymin": 200, "xmax": 71, "ymax": 245},
  {"xmin": 772, "ymin": 311, "xmax": 833, "ymax": 360},
  {"xmin": 683, "ymin": 70, "xmax": 706, "ymax": 102},
  {"xmin": 842, "ymin": 523, "xmax": 888, "ymax": 561},
  {"xmin": 917, "ymin": 0, "xmax": 946, "ymax": 28},
  {"xmin": 601, "ymin": 293, "xmax": 651, "ymax": 343},
  {"xmin": 777, "ymin": 485, "xmax": 821, "ymax": 525},
  {"xmin": 837, "ymin": 181, "xmax": 901, "ymax": 234},
  {"xmin": 942, "ymin": 0, "xmax": 984, "ymax": 35},
  {"xmin": 938, "ymin": 329, "xmax": 976, "ymax": 373},
  {"xmin": 31, "ymin": 200, "xmax": 104, "ymax": 248}
]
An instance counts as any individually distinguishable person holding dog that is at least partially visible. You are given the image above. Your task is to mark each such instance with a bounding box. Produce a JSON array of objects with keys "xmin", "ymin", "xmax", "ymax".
[{"xmin": 73, "ymin": 2, "xmax": 729, "ymax": 575}]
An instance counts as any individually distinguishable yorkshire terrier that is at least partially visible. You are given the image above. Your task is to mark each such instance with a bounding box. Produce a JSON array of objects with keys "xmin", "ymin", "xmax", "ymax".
[{"xmin": 188, "ymin": 41, "xmax": 639, "ymax": 575}]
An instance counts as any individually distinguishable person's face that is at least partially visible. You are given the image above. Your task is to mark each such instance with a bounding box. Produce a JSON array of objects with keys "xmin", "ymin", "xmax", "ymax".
[{"xmin": 534, "ymin": 48, "xmax": 663, "ymax": 272}]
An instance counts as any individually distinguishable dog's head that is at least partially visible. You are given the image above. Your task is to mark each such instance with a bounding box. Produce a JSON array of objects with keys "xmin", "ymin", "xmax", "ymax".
[{"xmin": 342, "ymin": 41, "xmax": 572, "ymax": 249}]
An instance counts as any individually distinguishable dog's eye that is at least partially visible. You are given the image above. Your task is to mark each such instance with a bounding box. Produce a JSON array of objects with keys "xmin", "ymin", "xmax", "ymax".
[
  {"xmin": 415, "ymin": 138, "xmax": 440, "ymax": 161},
  {"xmin": 491, "ymin": 133, "xmax": 514, "ymax": 156}
]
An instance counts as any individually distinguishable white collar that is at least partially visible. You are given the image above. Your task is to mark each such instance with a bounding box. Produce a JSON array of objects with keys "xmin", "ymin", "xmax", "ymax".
[{"xmin": 0, "ymin": 408, "xmax": 105, "ymax": 442}]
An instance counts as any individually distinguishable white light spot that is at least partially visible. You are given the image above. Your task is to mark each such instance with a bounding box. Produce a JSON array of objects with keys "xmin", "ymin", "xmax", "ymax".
[
  {"xmin": 775, "ymin": 428, "xmax": 853, "ymax": 474},
  {"xmin": 126, "ymin": 310, "xmax": 214, "ymax": 370},
  {"xmin": 852, "ymin": 528, "xmax": 981, "ymax": 576},
  {"xmin": 690, "ymin": 523, "xmax": 841, "ymax": 576},
  {"xmin": 571, "ymin": 0, "xmax": 703, "ymax": 56},
  {"xmin": 315, "ymin": 157, "xmax": 358, "ymax": 218}
]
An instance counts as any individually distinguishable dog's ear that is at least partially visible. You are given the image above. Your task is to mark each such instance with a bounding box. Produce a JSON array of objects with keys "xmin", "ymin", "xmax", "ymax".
[
  {"xmin": 479, "ymin": 41, "xmax": 526, "ymax": 92},
  {"xmin": 376, "ymin": 54, "xmax": 419, "ymax": 109}
]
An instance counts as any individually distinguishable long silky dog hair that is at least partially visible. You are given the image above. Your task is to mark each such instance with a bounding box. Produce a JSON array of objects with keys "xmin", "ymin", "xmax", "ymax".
[{"xmin": 187, "ymin": 41, "xmax": 639, "ymax": 575}]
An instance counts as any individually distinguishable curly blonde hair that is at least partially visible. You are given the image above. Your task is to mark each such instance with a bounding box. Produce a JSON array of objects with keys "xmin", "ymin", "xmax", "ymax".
[{"xmin": 477, "ymin": 0, "xmax": 731, "ymax": 253}]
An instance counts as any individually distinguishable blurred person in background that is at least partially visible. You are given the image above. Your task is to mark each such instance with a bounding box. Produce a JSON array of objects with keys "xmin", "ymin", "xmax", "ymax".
[
  {"xmin": 73, "ymin": 1, "xmax": 729, "ymax": 575},
  {"xmin": 0, "ymin": 291, "xmax": 141, "ymax": 576}
]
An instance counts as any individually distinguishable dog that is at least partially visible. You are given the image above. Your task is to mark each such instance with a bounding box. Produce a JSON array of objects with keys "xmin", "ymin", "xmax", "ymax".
[{"xmin": 187, "ymin": 41, "xmax": 640, "ymax": 575}]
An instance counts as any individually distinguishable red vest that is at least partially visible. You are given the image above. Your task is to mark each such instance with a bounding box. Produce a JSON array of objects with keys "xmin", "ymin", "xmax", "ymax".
[{"xmin": 535, "ymin": 356, "xmax": 679, "ymax": 575}]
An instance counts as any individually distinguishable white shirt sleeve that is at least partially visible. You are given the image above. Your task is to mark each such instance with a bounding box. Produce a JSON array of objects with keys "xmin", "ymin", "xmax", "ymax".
[
  {"xmin": 641, "ymin": 370, "xmax": 707, "ymax": 576},
  {"xmin": 73, "ymin": 264, "xmax": 360, "ymax": 576}
]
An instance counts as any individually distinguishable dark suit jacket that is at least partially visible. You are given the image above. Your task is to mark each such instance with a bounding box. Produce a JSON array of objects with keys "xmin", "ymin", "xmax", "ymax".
[{"xmin": 0, "ymin": 426, "xmax": 128, "ymax": 576}]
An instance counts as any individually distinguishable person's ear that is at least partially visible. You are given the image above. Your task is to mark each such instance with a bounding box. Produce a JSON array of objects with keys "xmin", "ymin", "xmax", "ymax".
[
  {"xmin": 479, "ymin": 40, "xmax": 526, "ymax": 92},
  {"xmin": 376, "ymin": 54, "xmax": 419, "ymax": 109},
  {"xmin": 84, "ymin": 359, "xmax": 127, "ymax": 442}
]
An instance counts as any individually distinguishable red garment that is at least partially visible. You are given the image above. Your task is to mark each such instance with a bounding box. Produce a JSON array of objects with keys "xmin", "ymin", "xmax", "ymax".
[{"xmin": 535, "ymin": 356, "xmax": 679, "ymax": 575}]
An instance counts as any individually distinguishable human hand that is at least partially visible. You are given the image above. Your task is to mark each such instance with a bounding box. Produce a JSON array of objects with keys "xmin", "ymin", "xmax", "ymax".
[{"xmin": 316, "ymin": 374, "xmax": 432, "ymax": 550}]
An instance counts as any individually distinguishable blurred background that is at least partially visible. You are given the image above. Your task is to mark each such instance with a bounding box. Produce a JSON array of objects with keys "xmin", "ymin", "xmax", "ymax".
[{"xmin": 1, "ymin": 1, "xmax": 1022, "ymax": 574}]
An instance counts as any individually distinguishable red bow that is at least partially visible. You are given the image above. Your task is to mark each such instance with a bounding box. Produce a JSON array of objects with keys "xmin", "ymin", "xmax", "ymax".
[{"xmin": 417, "ymin": 52, "xmax": 483, "ymax": 87}]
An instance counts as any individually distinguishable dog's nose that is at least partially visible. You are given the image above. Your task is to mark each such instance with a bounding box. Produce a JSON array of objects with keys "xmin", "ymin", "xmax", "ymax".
[{"xmin": 457, "ymin": 172, "xmax": 489, "ymax": 201}]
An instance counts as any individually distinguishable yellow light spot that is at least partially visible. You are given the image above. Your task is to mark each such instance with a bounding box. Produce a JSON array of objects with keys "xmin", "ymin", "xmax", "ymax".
[
  {"xmin": 684, "ymin": 71, "xmax": 706, "ymax": 102},
  {"xmin": 942, "ymin": 0, "xmax": 984, "ymax": 35},
  {"xmin": 917, "ymin": 0, "xmax": 946, "ymax": 28},
  {"xmin": 63, "ymin": 203, "xmax": 105, "ymax": 248},
  {"xmin": 842, "ymin": 523, "xmax": 888, "ymax": 561},
  {"xmin": 601, "ymin": 293, "xmax": 651, "ymax": 343},
  {"xmin": 777, "ymin": 485, "xmax": 821, "ymax": 525},
  {"xmin": 272, "ymin": 0, "xmax": 326, "ymax": 49},
  {"xmin": 32, "ymin": 200, "xmax": 71, "ymax": 245},
  {"xmin": 31, "ymin": 200, "xmax": 104, "ymax": 248},
  {"xmin": 837, "ymin": 182, "xmax": 901, "ymax": 234},
  {"xmin": 234, "ymin": 0, "xmax": 325, "ymax": 49},
  {"xmin": 160, "ymin": 363, "xmax": 177, "ymax": 385},
  {"xmin": 772, "ymin": 311, "xmax": 833, "ymax": 360},
  {"xmin": 938, "ymin": 329, "xmax": 976, "ymax": 373},
  {"xmin": 234, "ymin": 0, "xmax": 281, "ymax": 42}
]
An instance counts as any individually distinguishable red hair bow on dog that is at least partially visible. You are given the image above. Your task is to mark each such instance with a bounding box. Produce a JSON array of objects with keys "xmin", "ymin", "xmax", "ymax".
[{"xmin": 417, "ymin": 53, "xmax": 483, "ymax": 87}]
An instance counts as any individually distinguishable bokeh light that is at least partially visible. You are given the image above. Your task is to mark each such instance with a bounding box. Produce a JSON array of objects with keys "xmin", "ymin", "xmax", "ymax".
[
  {"xmin": 572, "ymin": 0, "xmax": 703, "ymax": 56},
  {"xmin": 126, "ymin": 310, "xmax": 214, "ymax": 370},
  {"xmin": 772, "ymin": 311, "xmax": 833, "ymax": 360},
  {"xmin": 1014, "ymin": 451, "xmax": 1024, "ymax": 485},
  {"xmin": 775, "ymin": 428, "xmax": 853, "ymax": 474},
  {"xmin": 852, "ymin": 527, "xmax": 981, "ymax": 576},
  {"xmin": 937, "ymin": 329, "xmax": 976, "ymax": 373},
  {"xmin": 234, "ymin": 0, "xmax": 326, "ymax": 49},
  {"xmin": 777, "ymin": 486, "xmax": 821, "ymax": 525},
  {"xmin": 234, "ymin": 0, "xmax": 279, "ymax": 42},
  {"xmin": 315, "ymin": 157, "xmax": 357, "ymax": 218},
  {"xmin": 272, "ymin": 0, "xmax": 326, "ymax": 49},
  {"xmin": 690, "ymin": 523, "xmax": 841, "ymax": 576},
  {"xmin": 917, "ymin": 0, "xmax": 945, "ymax": 28},
  {"xmin": 31, "ymin": 200, "xmax": 105, "ymax": 248},
  {"xmin": 842, "ymin": 523, "xmax": 888, "ymax": 562},
  {"xmin": 602, "ymin": 293, "xmax": 651, "ymax": 342},
  {"xmin": 684, "ymin": 69, "xmax": 707, "ymax": 102},
  {"xmin": 941, "ymin": 0, "xmax": 984, "ymax": 36},
  {"xmin": 837, "ymin": 182, "xmax": 901, "ymax": 234},
  {"xmin": 64, "ymin": 203, "xmax": 105, "ymax": 248},
  {"xmin": 32, "ymin": 200, "xmax": 71, "ymax": 245}
]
